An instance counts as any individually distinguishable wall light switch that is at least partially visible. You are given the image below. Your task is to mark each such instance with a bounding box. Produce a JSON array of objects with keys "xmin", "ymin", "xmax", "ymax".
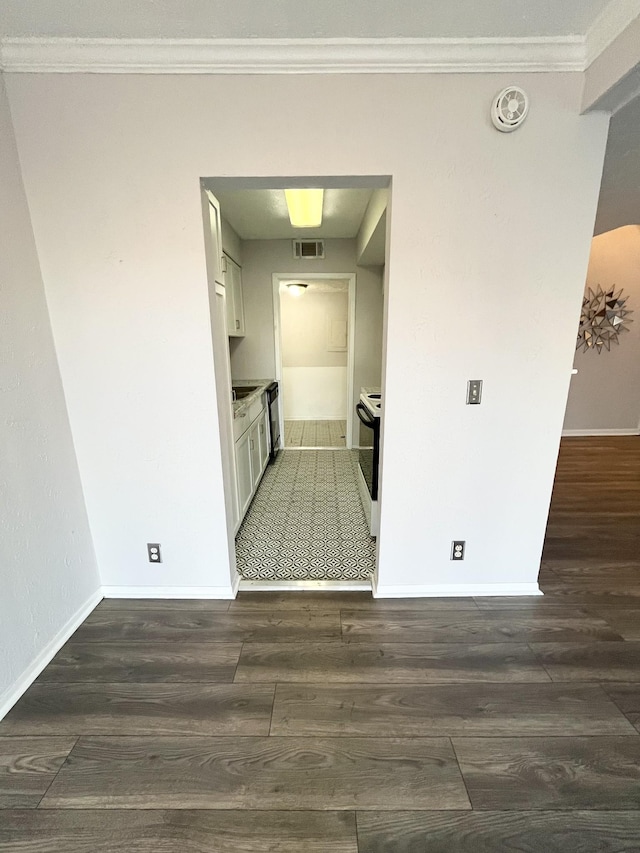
[{"xmin": 467, "ymin": 379, "xmax": 482, "ymax": 405}]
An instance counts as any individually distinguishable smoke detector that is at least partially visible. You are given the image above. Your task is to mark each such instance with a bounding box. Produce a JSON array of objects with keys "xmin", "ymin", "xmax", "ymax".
[{"xmin": 491, "ymin": 87, "xmax": 529, "ymax": 132}]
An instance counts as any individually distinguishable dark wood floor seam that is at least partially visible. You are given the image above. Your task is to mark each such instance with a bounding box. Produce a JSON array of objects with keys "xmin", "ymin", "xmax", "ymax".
[
  {"xmin": 447, "ymin": 737, "xmax": 474, "ymax": 812},
  {"xmin": 34, "ymin": 736, "xmax": 80, "ymax": 810},
  {"xmin": 526, "ymin": 642, "xmax": 556, "ymax": 681},
  {"xmin": 599, "ymin": 683, "xmax": 640, "ymax": 732}
]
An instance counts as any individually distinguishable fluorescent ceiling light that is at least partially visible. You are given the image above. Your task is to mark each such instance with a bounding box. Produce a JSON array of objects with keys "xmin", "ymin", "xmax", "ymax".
[{"xmin": 285, "ymin": 189, "xmax": 324, "ymax": 228}]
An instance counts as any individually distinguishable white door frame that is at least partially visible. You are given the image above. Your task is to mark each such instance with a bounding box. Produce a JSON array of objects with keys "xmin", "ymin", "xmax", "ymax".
[{"xmin": 272, "ymin": 273, "xmax": 356, "ymax": 449}]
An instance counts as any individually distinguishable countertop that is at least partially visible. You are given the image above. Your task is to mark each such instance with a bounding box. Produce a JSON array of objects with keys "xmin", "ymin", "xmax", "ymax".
[{"xmin": 232, "ymin": 379, "xmax": 274, "ymax": 418}]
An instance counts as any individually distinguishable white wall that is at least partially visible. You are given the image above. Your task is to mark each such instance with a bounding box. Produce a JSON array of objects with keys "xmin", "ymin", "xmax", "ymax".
[
  {"xmin": 0, "ymin": 76, "xmax": 100, "ymax": 716},
  {"xmin": 230, "ymin": 238, "xmax": 383, "ymax": 438},
  {"xmin": 281, "ymin": 287, "xmax": 348, "ymax": 420},
  {"xmin": 5, "ymin": 76, "xmax": 235, "ymax": 595},
  {"xmin": 563, "ymin": 225, "xmax": 640, "ymax": 434},
  {"xmin": 281, "ymin": 288, "xmax": 349, "ymax": 369},
  {"xmin": 5, "ymin": 72, "xmax": 608, "ymax": 596},
  {"xmin": 282, "ymin": 367, "xmax": 348, "ymax": 420}
]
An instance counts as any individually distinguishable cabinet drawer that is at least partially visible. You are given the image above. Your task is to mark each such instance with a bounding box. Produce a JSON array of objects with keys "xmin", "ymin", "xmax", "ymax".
[
  {"xmin": 233, "ymin": 394, "xmax": 266, "ymax": 442},
  {"xmin": 233, "ymin": 409, "xmax": 251, "ymax": 441},
  {"xmin": 247, "ymin": 395, "xmax": 266, "ymax": 424}
]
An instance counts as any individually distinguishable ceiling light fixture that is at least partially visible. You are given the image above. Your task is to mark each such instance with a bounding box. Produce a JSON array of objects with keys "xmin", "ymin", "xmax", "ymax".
[
  {"xmin": 284, "ymin": 189, "xmax": 324, "ymax": 228},
  {"xmin": 286, "ymin": 282, "xmax": 308, "ymax": 298}
]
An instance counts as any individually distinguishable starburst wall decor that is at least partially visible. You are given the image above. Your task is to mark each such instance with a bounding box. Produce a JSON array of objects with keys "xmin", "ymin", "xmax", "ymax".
[{"xmin": 576, "ymin": 285, "xmax": 633, "ymax": 353}]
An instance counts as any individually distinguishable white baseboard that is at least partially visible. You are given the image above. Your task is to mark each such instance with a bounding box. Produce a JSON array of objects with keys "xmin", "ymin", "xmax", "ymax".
[
  {"xmin": 0, "ymin": 588, "xmax": 103, "ymax": 722},
  {"xmin": 238, "ymin": 579, "xmax": 372, "ymax": 592},
  {"xmin": 102, "ymin": 585, "xmax": 238, "ymax": 599},
  {"xmin": 373, "ymin": 583, "xmax": 542, "ymax": 598},
  {"xmin": 562, "ymin": 428, "xmax": 639, "ymax": 436}
]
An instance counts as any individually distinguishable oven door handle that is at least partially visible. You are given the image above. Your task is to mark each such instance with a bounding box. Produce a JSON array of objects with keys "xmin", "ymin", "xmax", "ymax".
[{"xmin": 356, "ymin": 402, "xmax": 375, "ymax": 427}]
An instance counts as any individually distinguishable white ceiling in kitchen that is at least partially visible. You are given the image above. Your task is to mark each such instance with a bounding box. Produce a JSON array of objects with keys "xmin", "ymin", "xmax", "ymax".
[{"xmin": 214, "ymin": 188, "xmax": 374, "ymax": 240}]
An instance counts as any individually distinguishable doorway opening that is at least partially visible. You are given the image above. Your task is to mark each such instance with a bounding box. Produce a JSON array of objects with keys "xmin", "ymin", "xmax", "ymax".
[
  {"xmin": 200, "ymin": 176, "xmax": 389, "ymax": 589},
  {"xmin": 539, "ymin": 225, "xmax": 640, "ymax": 600},
  {"xmin": 273, "ymin": 274, "xmax": 356, "ymax": 450}
]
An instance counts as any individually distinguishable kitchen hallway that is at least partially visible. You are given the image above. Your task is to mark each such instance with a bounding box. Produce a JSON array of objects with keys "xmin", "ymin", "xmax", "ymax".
[{"xmin": 235, "ymin": 448, "xmax": 376, "ymax": 581}]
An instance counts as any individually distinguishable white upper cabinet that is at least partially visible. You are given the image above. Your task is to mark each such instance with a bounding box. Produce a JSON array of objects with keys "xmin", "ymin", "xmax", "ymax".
[
  {"xmin": 224, "ymin": 253, "xmax": 245, "ymax": 337},
  {"xmin": 204, "ymin": 192, "xmax": 225, "ymax": 289}
]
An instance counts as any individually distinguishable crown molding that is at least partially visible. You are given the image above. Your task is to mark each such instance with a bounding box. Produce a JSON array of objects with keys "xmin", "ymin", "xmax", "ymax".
[{"xmin": 0, "ymin": 36, "xmax": 586, "ymax": 75}]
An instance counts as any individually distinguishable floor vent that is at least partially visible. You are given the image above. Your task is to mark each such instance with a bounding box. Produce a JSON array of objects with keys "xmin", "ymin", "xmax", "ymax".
[{"xmin": 293, "ymin": 239, "xmax": 325, "ymax": 259}]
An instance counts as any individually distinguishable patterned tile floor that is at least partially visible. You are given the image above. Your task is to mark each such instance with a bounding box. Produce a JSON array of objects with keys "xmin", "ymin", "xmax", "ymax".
[
  {"xmin": 235, "ymin": 449, "xmax": 376, "ymax": 581},
  {"xmin": 284, "ymin": 420, "xmax": 346, "ymax": 448}
]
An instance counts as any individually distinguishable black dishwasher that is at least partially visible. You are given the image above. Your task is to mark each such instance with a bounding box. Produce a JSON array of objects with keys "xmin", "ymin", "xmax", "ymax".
[{"xmin": 266, "ymin": 381, "xmax": 281, "ymax": 463}]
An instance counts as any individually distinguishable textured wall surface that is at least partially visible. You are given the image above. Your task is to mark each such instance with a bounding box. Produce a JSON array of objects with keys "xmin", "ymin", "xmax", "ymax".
[
  {"xmin": 0, "ymin": 76, "xmax": 100, "ymax": 712},
  {"xmin": 5, "ymin": 72, "xmax": 607, "ymax": 594}
]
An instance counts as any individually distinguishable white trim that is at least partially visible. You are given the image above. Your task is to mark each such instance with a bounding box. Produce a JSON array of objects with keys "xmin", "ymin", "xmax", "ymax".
[
  {"xmin": 562, "ymin": 428, "xmax": 639, "ymax": 436},
  {"xmin": 357, "ymin": 462, "xmax": 379, "ymax": 537},
  {"xmin": 238, "ymin": 579, "xmax": 372, "ymax": 592},
  {"xmin": 272, "ymin": 278, "xmax": 285, "ymax": 447},
  {"xmin": 231, "ymin": 572, "xmax": 240, "ymax": 597},
  {"xmin": 585, "ymin": 0, "xmax": 640, "ymax": 67},
  {"xmin": 273, "ymin": 273, "xmax": 356, "ymax": 450},
  {"xmin": 347, "ymin": 279, "xmax": 356, "ymax": 448},
  {"xmin": 0, "ymin": 588, "xmax": 103, "ymax": 722},
  {"xmin": 0, "ymin": 36, "xmax": 586, "ymax": 75},
  {"xmin": 374, "ymin": 583, "xmax": 542, "ymax": 598},
  {"xmin": 102, "ymin": 585, "xmax": 238, "ymax": 599}
]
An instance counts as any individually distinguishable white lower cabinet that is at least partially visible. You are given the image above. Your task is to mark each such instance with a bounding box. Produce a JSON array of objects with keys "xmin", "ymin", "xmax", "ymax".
[
  {"xmin": 249, "ymin": 418, "xmax": 262, "ymax": 491},
  {"xmin": 235, "ymin": 429, "xmax": 253, "ymax": 519},
  {"xmin": 258, "ymin": 409, "xmax": 270, "ymax": 470},
  {"xmin": 233, "ymin": 395, "xmax": 270, "ymax": 530}
]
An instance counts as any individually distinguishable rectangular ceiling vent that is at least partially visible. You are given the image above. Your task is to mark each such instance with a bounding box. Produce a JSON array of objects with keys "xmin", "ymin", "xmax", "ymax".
[{"xmin": 293, "ymin": 239, "xmax": 325, "ymax": 259}]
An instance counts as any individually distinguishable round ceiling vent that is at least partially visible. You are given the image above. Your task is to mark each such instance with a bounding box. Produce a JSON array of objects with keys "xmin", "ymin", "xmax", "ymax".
[{"xmin": 491, "ymin": 87, "xmax": 529, "ymax": 132}]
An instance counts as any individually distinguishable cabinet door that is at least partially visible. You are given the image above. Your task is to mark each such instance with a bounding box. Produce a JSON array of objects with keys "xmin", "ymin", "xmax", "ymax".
[
  {"xmin": 249, "ymin": 418, "xmax": 262, "ymax": 490},
  {"xmin": 205, "ymin": 194, "xmax": 225, "ymax": 288},
  {"xmin": 258, "ymin": 408, "xmax": 270, "ymax": 472},
  {"xmin": 222, "ymin": 255, "xmax": 235, "ymax": 337},
  {"xmin": 235, "ymin": 430, "xmax": 253, "ymax": 519},
  {"xmin": 230, "ymin": 259, "xmax": 245, "ymax": 336},
  {"xmin": 225, "ymin": 256, "xmax": 245, "ymax": 338}
]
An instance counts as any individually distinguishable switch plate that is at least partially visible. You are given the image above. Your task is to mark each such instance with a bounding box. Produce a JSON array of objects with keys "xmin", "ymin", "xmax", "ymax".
[
  {"xmin": 451, "ymin": 540, "xmax": 465, "ymax": 560},
  {"xmin": 147, "ymin": 543, "xmax": 162, "ymax": 563},
  {"xmin": 467, "ymin": 379, "xmax": 482, "ymax": 405}
]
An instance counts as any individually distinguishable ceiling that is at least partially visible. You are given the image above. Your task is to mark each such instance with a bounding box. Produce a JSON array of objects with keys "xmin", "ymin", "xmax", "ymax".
[
  {"xmin": 213, "ymin": 188, "xmax": 374, "ymax": 240},
  {"xmin": 0, "ymin": 0, "xmax": 615, "ymax": 40},
  {"xmin": 595, "ymin": 93, "xmax": 640, "ymax": 235}
]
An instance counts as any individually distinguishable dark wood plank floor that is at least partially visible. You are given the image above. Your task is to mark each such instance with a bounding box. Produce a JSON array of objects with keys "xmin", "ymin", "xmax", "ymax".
[{"xmin": 1, "ymin": 436, "xmax": 639, "ymax": 851}]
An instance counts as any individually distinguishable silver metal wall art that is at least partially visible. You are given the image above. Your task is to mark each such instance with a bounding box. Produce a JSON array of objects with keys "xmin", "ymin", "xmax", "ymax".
[{"xmin": 576, "ymin": 285, "xmax": 633, "ymax": 353}]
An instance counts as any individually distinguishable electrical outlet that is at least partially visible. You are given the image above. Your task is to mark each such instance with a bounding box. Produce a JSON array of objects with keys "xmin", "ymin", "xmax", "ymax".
[
  {"xmin": 147, "ymin": 543, "xmax": 162, "ymax": 563},
  {"xmin": 466, "ymin": 379, "xmax": 482, "ymax": 405},
  {"xmin": 451, "ymin": 540, "xmax": 465, "ymax": 560}
]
